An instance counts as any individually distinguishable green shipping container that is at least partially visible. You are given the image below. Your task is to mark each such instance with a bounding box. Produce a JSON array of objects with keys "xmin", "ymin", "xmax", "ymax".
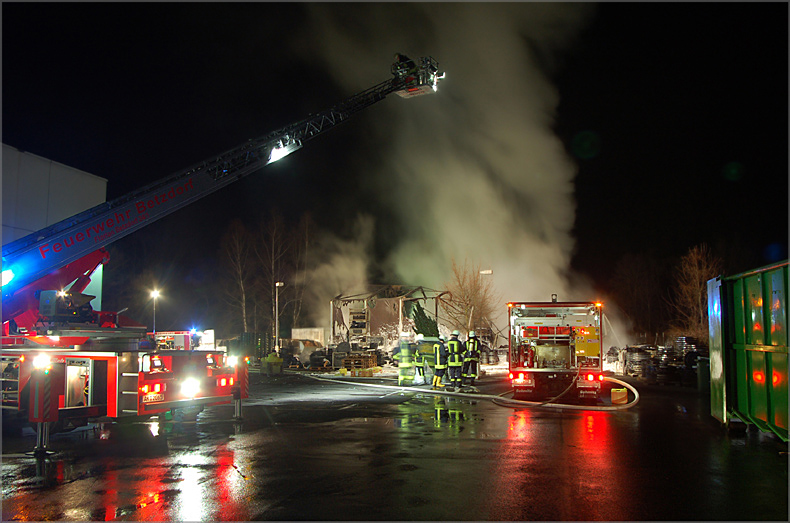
[{"xmin": 708, "ymin": 260, "xmax": 788, "ymax": 441}]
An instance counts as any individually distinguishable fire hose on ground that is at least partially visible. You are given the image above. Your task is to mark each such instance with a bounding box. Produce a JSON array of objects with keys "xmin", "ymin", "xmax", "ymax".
[{"xmin": 301, "ymin": 372, "xmax": 640, "ymax": 411}]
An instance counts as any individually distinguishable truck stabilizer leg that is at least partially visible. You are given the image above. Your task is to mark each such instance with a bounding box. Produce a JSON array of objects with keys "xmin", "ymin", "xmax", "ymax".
[{"xmin": 31, "ymin": 421, "xmax": 52, "ymax": 457}]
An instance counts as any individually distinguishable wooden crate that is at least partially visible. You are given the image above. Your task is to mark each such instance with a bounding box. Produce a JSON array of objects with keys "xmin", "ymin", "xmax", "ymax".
[{"xmin": 343, "ymin": 353, "xmax": 377, "ymax": 369}]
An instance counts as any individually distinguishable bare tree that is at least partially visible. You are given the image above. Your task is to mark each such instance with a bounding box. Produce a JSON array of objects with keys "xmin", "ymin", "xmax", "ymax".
[
  {"xmin": 611, "ymin": 252, "xmax": 667, "ymax": 333},
  {"xmin": 440, "ymin": 258, "xmax": 500, "ymax": 334},
  {"xmin": 668, "ymin": 243, "xmax": 723, "ymax": 340},
  {"xmin": 220, "ymin": 220, "xmax": 254, "ymax": 333},
  {"xmin": 289, "ymin": 212, "xmax": 316, "ymax": 328},
  {"xmin": 253, "ymin": 210, "xmax": 293, "ymax": 339}
]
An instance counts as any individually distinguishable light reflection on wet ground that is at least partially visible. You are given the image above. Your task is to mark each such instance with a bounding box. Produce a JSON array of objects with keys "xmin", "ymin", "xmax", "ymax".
[{"xmin": 2, "ymin": 373, "xmax": 788, "ymax": 521}]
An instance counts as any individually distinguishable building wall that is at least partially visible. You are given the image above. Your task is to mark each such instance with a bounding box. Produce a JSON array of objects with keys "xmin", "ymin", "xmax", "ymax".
[{"xmin": 2, "ymin": 144, "xmax": 108, "ymax": 308}]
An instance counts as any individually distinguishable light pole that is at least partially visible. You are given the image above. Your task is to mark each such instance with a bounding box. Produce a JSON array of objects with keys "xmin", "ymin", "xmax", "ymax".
[
  {"xmin": 474, "ymin": 269, "xmax": 493, "ymax": 330},
  {"xmin": 275, "ymin": 282, "xmax": 284, "ymax": 349},
  {"xmin": 150, "ymin": 290, "xmax": 160, "ymax": 334}
]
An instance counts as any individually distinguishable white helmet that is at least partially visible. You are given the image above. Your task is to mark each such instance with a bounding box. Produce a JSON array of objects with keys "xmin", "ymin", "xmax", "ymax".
[
  {"xmin": 469, "ymin": 331, "xmax": 476, "ymax": 338},
  {"xmin": 416, "ymin": 333, "xmax": 424, "ymax": 341},
  {"xmin": 400, "ymin": 332, "xmax": 410, "ymax": 338},
  {"xmin": 439, "ymin": 335, "xmax": 446, "ymax": 341}
]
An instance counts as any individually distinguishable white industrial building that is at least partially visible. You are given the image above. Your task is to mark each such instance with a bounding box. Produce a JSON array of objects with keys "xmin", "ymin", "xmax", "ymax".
[{"xmin": 2, "ymin": 143, "xmax": 107, "ymax": 308}]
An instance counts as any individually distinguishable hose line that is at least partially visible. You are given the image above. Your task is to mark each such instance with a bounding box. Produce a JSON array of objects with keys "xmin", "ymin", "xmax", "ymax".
[{"xmin": 301, "ymin": 372, "xmax": 640, "ymax": 411}]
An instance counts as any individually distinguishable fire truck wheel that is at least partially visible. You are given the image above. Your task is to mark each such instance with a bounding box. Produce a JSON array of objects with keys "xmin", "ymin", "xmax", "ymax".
[
  {"xmin": 171, "ymin": 406, "xmax": 203, "ymax": 422},
  {"xmin": 2, "ymin": 416, "xmax": 25, "ymax": 437}
]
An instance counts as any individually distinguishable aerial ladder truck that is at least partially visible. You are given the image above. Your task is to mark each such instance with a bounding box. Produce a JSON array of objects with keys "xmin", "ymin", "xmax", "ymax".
[{"xmin": 1, "ymin": 56, "xmax": 444, "ymax": 446}]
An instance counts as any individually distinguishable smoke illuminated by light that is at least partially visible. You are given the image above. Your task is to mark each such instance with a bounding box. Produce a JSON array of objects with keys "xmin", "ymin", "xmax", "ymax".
[{"xmin": 300, "ymin": 4, "xmax": 597, "ymax": 330}]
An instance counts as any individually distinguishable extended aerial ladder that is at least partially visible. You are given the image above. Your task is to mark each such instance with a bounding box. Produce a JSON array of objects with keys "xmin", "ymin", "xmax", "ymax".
[
  {"xmin": 2, "ymin": 56, "xmax": 444, "ymax": 331},
  {"xmin": 0, "ymin": 56, "xmax": 444, "ymax": 443}
]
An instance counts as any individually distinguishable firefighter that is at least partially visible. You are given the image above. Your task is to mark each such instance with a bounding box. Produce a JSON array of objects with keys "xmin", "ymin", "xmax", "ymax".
[
  {"xmin": 393, "ymin": 53, "xmax": 417, "ymax": 75},
  {"xmin": 461, "ymin": 331, "xmax": 481, "ymax": 389},
  {"xmin": 446, "ymin": 330, "xmax": 464, "ymax": 391},
  {"xmin": 432, "ymin": 335, "xmax": 448, "ymax": 389},
  {"xmin": 434, "ymin": 395, "xmax": 449, "ymax": 427},
  {"xmin": 413, "ymin": 334, "xmax": 426, "ymax": 385},
  {"xmin": 395, "ymin": 332, "xmax": 414, "ymax": 387}
]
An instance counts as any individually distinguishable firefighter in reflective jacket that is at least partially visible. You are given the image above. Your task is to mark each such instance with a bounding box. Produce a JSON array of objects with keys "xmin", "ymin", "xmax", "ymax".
[
  {"xmin": 432, "ymin": 335, "xmax": 448, "ymax": 389},
  {"xmin": 413, "ymin": 334, "xmax": 426, "ymax": 384},
  {"xmin": 446, "ymin": 330, "xmax": 464, "ymax": 391},
  {"xmin": 461, "ymin": 331, "xmax": 481, "ymax": 388},
  {"xmin": 394, "ymin": 332, "xmax": 414, "ymax": 386}
]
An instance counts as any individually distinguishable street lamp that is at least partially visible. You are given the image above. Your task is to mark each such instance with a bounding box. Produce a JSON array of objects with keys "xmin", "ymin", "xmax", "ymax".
[
  {"xmin": 150, "ymin": 290, "xmax": 160, "ymax": 333},
  {"xmin": 275, "ymin": 282, "xmax": 284, "ymax": 349},
  {"xmin": 474, "ymin": 270, "xmax": 493, "ymax": 330}
]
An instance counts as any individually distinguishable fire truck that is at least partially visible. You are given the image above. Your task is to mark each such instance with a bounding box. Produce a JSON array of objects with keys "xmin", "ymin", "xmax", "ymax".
[
  {"xmin": 1, "ymin": 57, "xmax": 444, "ymax": 442},
  {"xmin": 508, "ymin": 298, "xmax": 604, "ymax": 401},
  {"xmin": 151, "ymin": 330, "xmax": 215, "ymax": 351}
]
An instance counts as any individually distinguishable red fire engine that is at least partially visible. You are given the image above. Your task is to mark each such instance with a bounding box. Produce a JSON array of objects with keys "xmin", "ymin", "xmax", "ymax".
[
  {"xmin": 1, "ymin": 57, "xmax": 444, "ymax": 447},
  {"xmin": 508, "ymin": 299, "xmax": 604, "ymax": 401}
]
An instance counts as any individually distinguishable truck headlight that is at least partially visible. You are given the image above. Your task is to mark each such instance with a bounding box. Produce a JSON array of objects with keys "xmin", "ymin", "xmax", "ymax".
[
  {"xmin": 32, "ymin": 354, "xmax": 51, "ymax": 369},
  {"xmin": 226, "ymin": 355, "xmax": 238, "ymax": 367},
  {"xmin": 181, "ymin": 377, "xmax": 200, "ymax": 398}
]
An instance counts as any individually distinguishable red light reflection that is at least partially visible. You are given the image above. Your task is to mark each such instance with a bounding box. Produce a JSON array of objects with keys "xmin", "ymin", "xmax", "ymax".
[
  {"xmin": 209, "ymin": 443, "xmax": 250, "ymax": 520},
  {"xmin": 490, "ymin": 409, "xmax": 629, "ymax": 520},
  {"xmin": 507, "ymin": 410, "xmax": 535, "ymax": 441}
]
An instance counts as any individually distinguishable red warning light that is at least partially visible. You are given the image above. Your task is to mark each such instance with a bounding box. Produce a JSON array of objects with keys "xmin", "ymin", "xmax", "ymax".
[
  {"xmin": 598, "ymin": 374, "xmax": 604, "ymax": 381},
  {"xmin": 586, "ymin": 373, "xmax": 594, "ymax": 381},
  {"xmin": 772, "ymin": 372, "xmax": 780, "ymax": 385},
  {"xmin": 754, "ymin": 371, "xmax": 765, "ymax": 383}
]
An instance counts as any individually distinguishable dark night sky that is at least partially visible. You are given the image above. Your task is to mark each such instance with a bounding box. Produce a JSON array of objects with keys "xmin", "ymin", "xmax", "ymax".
[
  {"xmin": 3, "ymin": 3, "xmax": 787, "ymax": 334},
  {"xmin": 555, "ymin": 3, "xmax": 788, "ymax": 282}
]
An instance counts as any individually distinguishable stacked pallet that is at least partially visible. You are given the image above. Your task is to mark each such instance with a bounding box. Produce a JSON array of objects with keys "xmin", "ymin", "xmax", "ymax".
[{"xmin": 342, "ymin": 352, "xmax": 377, "ymax": 370}]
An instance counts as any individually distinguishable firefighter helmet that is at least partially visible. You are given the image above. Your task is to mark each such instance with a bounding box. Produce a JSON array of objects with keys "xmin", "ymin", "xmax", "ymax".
[
  {"xmin": 469, "ymin": 331, "xmax": 476, "ymax": 338},
  {"xmin": 416, "ymin": 333, "xmax": 424, "ymax": 341},
  {"xmin": 439, "ymin": 335, "xmax": 445, "ymax": 341},
  {"xmin": 452, "ymin": 330, "xmax": 460, "ymax": 336}
]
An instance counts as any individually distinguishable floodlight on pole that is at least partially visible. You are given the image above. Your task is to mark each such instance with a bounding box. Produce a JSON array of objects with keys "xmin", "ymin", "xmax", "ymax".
[
  {"xmin": 151, "ymin": 290, "xmax": 160, "ymax": 333},
  {"xmin": 275, "ymin": 282, "xmax": 284, "ymax": 349}
]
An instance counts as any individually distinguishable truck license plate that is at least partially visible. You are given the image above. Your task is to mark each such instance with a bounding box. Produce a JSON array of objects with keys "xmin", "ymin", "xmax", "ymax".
[{"xmin": 142, "ymin": 393, "xmax": 164, "ymax": 403}]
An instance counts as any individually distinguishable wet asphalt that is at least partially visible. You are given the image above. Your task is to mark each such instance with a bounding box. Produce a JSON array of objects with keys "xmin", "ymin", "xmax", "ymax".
[{"xmin": 1, "ymin": 369, "xmax": 788, "ymax": 521}]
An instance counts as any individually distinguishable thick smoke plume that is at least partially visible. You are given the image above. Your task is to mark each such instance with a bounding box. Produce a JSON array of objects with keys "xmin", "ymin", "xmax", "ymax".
[
  {"xmin": 299, "ymin": 4, "xmax": 597, "ymax": 331},
  {"xmin": 301, "ymin": 215, "xmax": 376, "ymax": 328}
]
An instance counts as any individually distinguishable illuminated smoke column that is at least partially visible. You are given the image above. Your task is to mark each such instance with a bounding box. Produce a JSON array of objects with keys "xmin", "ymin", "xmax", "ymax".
[{"xmin": 300, "ymin": 4, "xmax": 596, "ymax": 327}]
